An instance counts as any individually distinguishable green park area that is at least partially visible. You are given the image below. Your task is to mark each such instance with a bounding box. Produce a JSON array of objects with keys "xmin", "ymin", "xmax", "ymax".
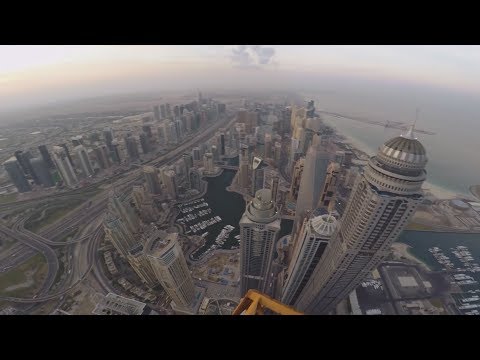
[
  {"xmin": 24, "ymin": 199, "xmax": 84, "ymax": 233},
  {"xmin": 0, "ymin": 193, "xmax": 17, "ymax": 204},
  {"xmin": 0, "ymin": 254, "xmax": 48, "ymax": 298}
]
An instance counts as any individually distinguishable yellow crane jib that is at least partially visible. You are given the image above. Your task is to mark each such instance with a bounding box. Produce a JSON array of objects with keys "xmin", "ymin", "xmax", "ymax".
[{"xmin": 233, "ymin": 289, "xmax": 303, "ymax": 315}]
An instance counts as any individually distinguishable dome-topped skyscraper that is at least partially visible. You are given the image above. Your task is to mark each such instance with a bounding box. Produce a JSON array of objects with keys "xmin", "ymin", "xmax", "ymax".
[
  {"xmin": 295, "ymin": 125, "xmax": 428, "ymax": 314},
  {"xmin": 240, "ymin": 189, "xmax": 281, "ymax": 296}
]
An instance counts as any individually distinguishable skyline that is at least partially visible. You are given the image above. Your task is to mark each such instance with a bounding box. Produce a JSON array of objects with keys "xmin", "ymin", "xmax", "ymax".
[{"xmin": 2, "ymin": 45, "xmax": 480, "ymax": 112}]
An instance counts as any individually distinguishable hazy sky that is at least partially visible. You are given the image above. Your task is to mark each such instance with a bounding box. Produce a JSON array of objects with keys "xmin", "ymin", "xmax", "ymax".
[{"xmin": 2, "ymin": 45, "xmax": 480, "ymax": 111}]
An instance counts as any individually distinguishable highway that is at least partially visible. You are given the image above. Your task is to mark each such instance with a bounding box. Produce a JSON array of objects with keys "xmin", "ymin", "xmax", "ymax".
[{"xmin": 0, "ymin": 113, "xmax": 239, "ymax": 307}]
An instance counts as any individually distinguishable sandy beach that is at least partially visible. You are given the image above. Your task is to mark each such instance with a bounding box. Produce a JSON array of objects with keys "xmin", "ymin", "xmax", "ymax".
[
  {"xmin": 338, "ymin": 131, "xmax": 460, "ymax": 201},
  {"xmin": 391, "ymin": 242, "xmax": 432, "ymax": 271}
]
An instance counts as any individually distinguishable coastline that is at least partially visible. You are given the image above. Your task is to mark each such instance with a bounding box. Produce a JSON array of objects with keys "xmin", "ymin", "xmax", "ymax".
[
  {"xmin": 391, "ymin": 242, "xmax": 433, "ymax": 272},
  {"xmin": 334, "ymin": 128, "xmax": 461, "ymax": 200}
]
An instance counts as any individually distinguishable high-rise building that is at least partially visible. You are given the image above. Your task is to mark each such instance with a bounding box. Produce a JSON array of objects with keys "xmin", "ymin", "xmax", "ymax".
[
  {"xmin": 192, "ymin": 147, "xmax": 201, "ymax": 161},
  {"xmin": 143, "ymin": 166, "xmax": 162, "ymax": 195},
  {"xmin": 132, "ymin": 185, "xmax": 158, "ymax": 223},
  {"xmin": 168, "ymin": 122, "xmax": 178, "ymax": 144},
  {"xmin": 52, "ymin": 145, "xmax": 78, "ymax": 187},
  {"xmin": 270, "ymin": 174, "xmax": 279, "ymax": 203},
  {"xmin": 71, "ymin": 135, "xmax": 83, "ymax": 147},
  {"xmin": 203, "ymin": 152, "xmax": 214, "ymax": 174},
  {"xmin": 251, "ymin": 157, "xmax": 265, "ymax": 196},
  {"xmin": 182, "ymin": 153, "xmax": 193, "ymax": 176},
  {"xmin": 139, "ymin": 133, "xmax": 151, "ymax": 154},
  {"xmin": 30, "ymin": 157, "xmax": 55, "ymax": 187},
  {"xmin": 189, "ymin": 168, "xmax": 201, "ymax": 191},
  {"xmin": 289, "ymin": 157, "xmax": 305, "ymax": 202},
  {"xmin": 220, "ymin": 133, "xmax": 226, "ymax": 155},
  {"xmin": 92, "ymin": 146, "xmax": 108, "ymax": 170},
  {"xmin": 294, "ymin": 127, "xmax": 428, "ymax": 314},
  {"xmin": 108, "ymin": 190, "xmax": 140, "ymax": 235},
  {"xmin": 306, "ymin": 100, "xmax": 315, "ymax": 118},
  {"xmin": 142, "ymin": 125, "xmax": 153, "ymax": 138},
  {"xmin": 145, "ymin": 231, "xmax": 196, "ymax": 309},
  {"xmin": 74, "ymin": 145, "xmax": 94, "ymax": 177},
  {"xmin": 157, "ymin": 125, "xmax": 166, "ymax": 145},
  {"xmin": 103, "ymin": 128, "xmax": 114, "ymax": 150},
  {"xmin": 111, "ymin": 140, "xmax": 121, "ymax": 164},
  {"xmin": 58, "ymin": 143, "xmax": 74, "ymax": 167},
  {"xmin": 274, "ymin": 141, "xmax": 282, "ymax": 168},
  {"xmin": 14, "ymin": 150, "xmax": 39, "ymax": 184},
  {"xmin": 160, "ymin": 104, "xmax": 166, "ymax": 119},
  {"xmin": 38, "ymin": 145, "xmax": 55, "ymax": 169},
  {"xmin": 281, "ymin": 214, "xmax": 337, "ymax": 305},
  {"xmin": 127, "ymin": 243, "xmax": 159, "ymax": 288},
  {"xmin": 153, "ymin": 105, "xmax": 160, "ymax": 121},
  {"xmin": 211, "ymin": 145, "xmax": 219, "ymax": 161},
  {"xmin": 318, "ymin": 162, "xmax": 341, "ymax": 211},
  {"xmin": 239, "ymin": 189, "xmax": 281, "ymax": 296},
  {"xmin": 293, "ymin": 139, "xmax": 331, "ymax": 234},
  {"xmin": 104, "ymin": 212, "xmax": 138, "ymax": 258},
  {"xmin": 165, "ymin": 103, "xmax": 172, "ymax": 118},
  {"xmin": 344, "ymin": 167, "xmax": 359, "ymax": 188},
  {"xmin": 264, "ymin": 133, "xmax": 272, "ymax": 159},
  {"xmin": 163, "ymin": 170, "xmax": 177, "ymax": 200},
  {"xmin": 344, "ymin": 151, "xmax": 353, "ymax": 168},
  {"xmin": 175, "ymin": 119, "xmax": 183, "ymax": 140},
  {"xmin": 132, "ymin": 185, "xmax": 145, "ymax": 209},
  {"xmin": 124, "ymin": 134, "xmax": 139, "ymax": 161},
  {"xmin": 3, "ymin": 157, "xmax": 31, "ymax": 192},
  {"xmin": 238, "ymin": 144, "xmax": 249, "ymax": 189}
]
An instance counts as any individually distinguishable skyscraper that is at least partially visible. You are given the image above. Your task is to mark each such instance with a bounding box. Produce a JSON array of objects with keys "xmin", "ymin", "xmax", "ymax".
[
  {"xmin": 52, "ymin": 145, "xmax": 78, "ymax": 187},
  {"xmin": 281, "ymin": 214, "xmax": 337, "ymax": 305},
  {"xmin": 38, "ymin": 145, "xmax": 55, "ymax": 169},
  {"xmin": 124, "ymin": 134, "xmax": 139, "ymax": 161},
  {"xmin": 270, "ymin": 174, "xmax": 279, "ymax": 203},
  {"xmin": 238, "ymin": 144, "xmax": 249, "ymax": 189},
  {"xmin": 220, "ymin": 133, "xmax": 226, "ymax": 155},
  {"xmin": 59, "ymin": 143, "xmax": 74, "ymax": 166},
  {"xmin": 30, "ymin": 157, "xmax": 55, "ymax": 187},
  {"xmin": 15, "ymin": 150, "xmax": 40, "ymax": 184},
  {"xmin": 289, "ymin": 157, "xmax": 305, "ymax": 202},
  {"xmin": 139, "ymin": 133, "xmax": 151, "ymax": 154},
  {"xmin": 274, "ymin": 141, "xmax": 282, "ymax": 168},
  {"xmin": 251, "ymin": 157, "xmax": 265, "ymax": 196},
  {"xmin": 145, "ymin": 231, "xmax": 196, "ymax": 309},
  {"xmin": 110, "ymin": 140, "xmax": 121, "ymax": 164},
  {"xmin": 103, "ymin": 128, "xmax": 114, "ymax": 150},
  {"xmin": 203, "ymin": 152, "xmax": 214, "ymax": 174},
  {"xmin": 293, "ymin": 138, "xmax": 331, "ymax": 235},
  {"xmin": 189, "ymin": 168, "xmax": 201, "ymax": 191},
  {"xmin": 182, "ymin": 153, "xmax": 193, "ymax": 176},
  {"xmin": 294, "ymin": 127, "xmax": 428, "ymax": 314},
  {"xmin": 128, "ymin": 243, "xmax": 159, "ymax": 289},
  {"xmin": 318, "ymin": 162, "xmax": 341, "ymax": 211},
  {"xmin": 192, "ymin": 147, "xmax": 201, "ymax": 161},
  {"xmin": 160, "ymin": 104, "xmax": 166, "ymax": 119},
  {"xmin": 104, "ymin": 212, "xmax": 138, "ymax": 259},
  {"xmin": 153, "ymin": 105, "xmax": 160, "ymax": 121},
  {"xmin": 142, "ymin": 125, "xmax": 153, "ymax": 138},
  {"xmin": 92, "ymin": 146, "xmax": 108, "ymax": 170},
  {"xmin": 239, "ymin": 189, "xmax": 281, "ymax": 296},
  {"xmin": 108, "ymin": 190, "xmax": 140, "ymax": 235},
  {"xmin": 264, "ymin": 133, "xmax": 272, "ymax": 159},
  {"xmin": 143, "ymin": 166, "xmax": 162, "ymax": 195},
  {"xmin": 211, "ymin": 145, "xmax": 219, "ymax": 161},
  {"xmin": 3, "ymin": 157, "xmax": 31, "ymax": 192},
  {"xmin": 163, "ymin": 169, "xmax": 177, "ymax": 200},
  {"xmin": 74, "ymin": 145, "xmax": 94, "ymax": 177}
]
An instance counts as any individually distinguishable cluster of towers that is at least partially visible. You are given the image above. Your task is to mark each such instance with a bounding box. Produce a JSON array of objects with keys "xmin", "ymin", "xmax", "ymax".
[
  {"xmin": 104, "ymin": 188, "xmax": 197, "ymax": 312},
  {"xmin": 239, "ymin": 100, "xmax": 428, "ymax": 314}
]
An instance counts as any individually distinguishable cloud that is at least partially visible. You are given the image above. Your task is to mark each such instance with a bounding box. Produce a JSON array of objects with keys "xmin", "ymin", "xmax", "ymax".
[{"xmin": 230, "ymin": 45, "xmax": 276, "ymax": 68}]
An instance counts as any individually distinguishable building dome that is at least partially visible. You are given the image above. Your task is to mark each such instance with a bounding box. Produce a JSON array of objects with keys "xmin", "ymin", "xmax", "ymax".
[
  {"xmin": 379, "ymin": 126, "xmax": 427, "ymax": 165},
  {"xmin": 310, "ymin": 214, "xmax": 337, "ymax": 238}
]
